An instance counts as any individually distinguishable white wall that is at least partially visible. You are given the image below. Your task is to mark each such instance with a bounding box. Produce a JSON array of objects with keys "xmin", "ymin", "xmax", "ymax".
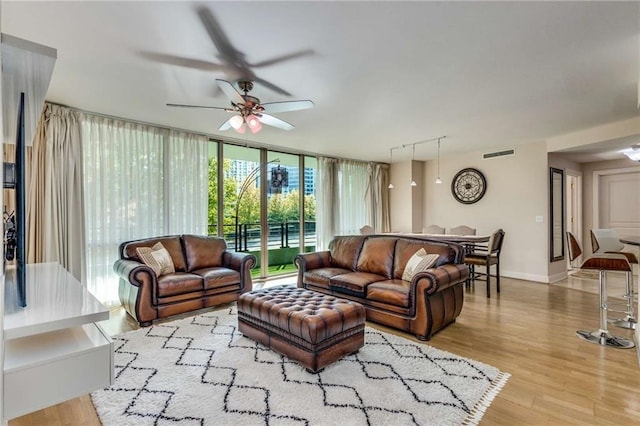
[
  {"xmin": 418, "ymin": 141, "xmax": 550, "ymax": 283},
  {"xmin": 389, "ymin": 159, "xmax": 414, "ymax": 233}
]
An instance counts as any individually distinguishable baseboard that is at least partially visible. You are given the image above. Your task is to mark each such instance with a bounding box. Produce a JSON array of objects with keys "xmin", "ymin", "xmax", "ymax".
[
  {"xmin": 500, "ymin": 270, "xmax": 550, "ymax": 284},
  {"xmin": 547, "ymin": 271, "xmax": 569, "ymax": 284}
]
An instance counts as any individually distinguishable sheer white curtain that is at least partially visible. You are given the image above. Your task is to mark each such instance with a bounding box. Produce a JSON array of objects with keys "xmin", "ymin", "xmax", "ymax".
[
  {"xmin": 316, "ymin": 157, "xmax": 370, "ymax": 249},
  {"xmin": 166, "ymin": 130, "xmax": 208, "ymax": 235},
  {"xmin": 81, "ymin": 116, "xmax": 209, "ymax": 305},
  {"xmin": 316, "ymin": 157, "xmax": 336, "ymax": 250}
]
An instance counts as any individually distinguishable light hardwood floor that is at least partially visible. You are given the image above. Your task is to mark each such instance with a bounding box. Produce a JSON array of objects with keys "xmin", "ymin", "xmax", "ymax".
[{"xmin": 9, "ymin": 274, "xmax": 640, "ymax": 425}]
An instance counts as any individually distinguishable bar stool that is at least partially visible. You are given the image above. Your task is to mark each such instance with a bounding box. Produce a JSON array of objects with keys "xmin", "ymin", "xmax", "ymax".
[{"xmin": 576, "ymin": 254, "xmax": 635, "ymax": 349}]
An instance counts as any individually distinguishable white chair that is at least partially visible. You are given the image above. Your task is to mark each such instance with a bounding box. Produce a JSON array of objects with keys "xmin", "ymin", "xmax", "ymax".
[
  {"xmin": 448, "ymin": 225, "xmax": 476, "ymax": 236},
  {"xmin": 590, "ymin": 229, "xmax": 638, "ymax": 264},
  {"xmin": 423, "ymin": 224, "xmax": 445, "ymax": 234}
]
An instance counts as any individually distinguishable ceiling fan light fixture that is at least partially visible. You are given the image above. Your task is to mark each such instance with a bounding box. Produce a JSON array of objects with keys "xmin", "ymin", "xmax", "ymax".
[
  {"xmin": 229, "ymin": 114, "xmax": 244, "ymax": 130},
  {"xmin": 246, "ymin": 114, "xmax": 262, "ymax": 133}
]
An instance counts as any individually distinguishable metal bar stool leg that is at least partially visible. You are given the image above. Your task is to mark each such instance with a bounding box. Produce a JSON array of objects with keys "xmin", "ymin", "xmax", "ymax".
[
  {"xmin": 576, "ymin": 269, "xmax": 634, "ymax": 348},
  {"xmin": 609, "ymin": 271, "xmax": 636, "ymax": 330}
]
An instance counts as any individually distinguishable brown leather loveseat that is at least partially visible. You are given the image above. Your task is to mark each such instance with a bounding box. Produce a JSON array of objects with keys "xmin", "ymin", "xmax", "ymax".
[
  {"xmin": 114, "ymin": 234, "xmax": 256, "ymax": 326},
  {"xmin": 295, "ymin": 235, "xmax": 469, "ymax": 340}
]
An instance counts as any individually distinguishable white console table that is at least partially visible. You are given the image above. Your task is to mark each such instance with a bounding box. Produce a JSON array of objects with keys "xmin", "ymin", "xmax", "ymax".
[{"xmin": 3, "ymin": 262, "xmax": 113, "ymax": 420}]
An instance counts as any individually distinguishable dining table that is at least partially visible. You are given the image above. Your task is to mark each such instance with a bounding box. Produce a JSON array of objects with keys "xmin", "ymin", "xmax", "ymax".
[
  {"xmin": 620, "ymin": 236, "xmax": 640, "ymax": 366},
  {"xmin": 385, "ymin": 233, "xmax": 491, "ymax": 255}
]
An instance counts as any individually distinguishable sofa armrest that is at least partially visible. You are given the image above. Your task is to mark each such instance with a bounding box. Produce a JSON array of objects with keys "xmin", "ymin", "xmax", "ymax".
[
  {"xmin": 114, "ymin": 258, "xmax": 156, "ymax": 285},
  {"xmin": 223, "ymin": 251, "xmax": 257, "ymax": 293},
  {"xmin": 294, "ymin": 251, "xmax": 331, "ymax": 271},
  {"xmin": 413, "ymin": 264, "xmax": 469, "ymax": 295},
  {"xmin": 294, "ymin": 251, "xmax": 331, "ymax": 288},
  {"xmin": 113, "ymin": 258, "xmax": 158, "ymax": 325}
]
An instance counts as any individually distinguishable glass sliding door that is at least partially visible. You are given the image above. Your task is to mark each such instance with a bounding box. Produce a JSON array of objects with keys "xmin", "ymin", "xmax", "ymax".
[
  {"xmin": 222, "ymin": 144, "xmax": 262, "ymax": 275},
  {"xmin": 266, "ymin": 152, "xmax": 300, "ymax": 276},
  {"xmin": 303, "ymin": 156, "xmax": 317, "ymax": 253},
  {"xmin": 215, "ymin": 143, "xmax": 316, "ymax": 279},
  {"xmin": 207, "ymin": 140, "xmax": 219, "ymax": 236}
]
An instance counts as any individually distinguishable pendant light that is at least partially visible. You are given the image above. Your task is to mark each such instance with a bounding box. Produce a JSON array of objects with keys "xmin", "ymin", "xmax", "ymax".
[
  {"xmin": 388, "ymin": 148, "xmax": 394, "ymax": 189},
  {"xmin": 435, "ymin": 138, "xmax": 442, "ymax": 184},
  {"xmin": 410, "ymin": 143, "xmax": 417, "ymax": 187}
]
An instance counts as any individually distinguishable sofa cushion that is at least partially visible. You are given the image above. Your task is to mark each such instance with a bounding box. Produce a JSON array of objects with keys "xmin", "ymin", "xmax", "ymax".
[
  {"xmin": 136, "ymin": 242, "xmax": 175, "ymax": 277},
  {"xmin": 402, "ymin": 248, "xmax": 439, "ymax": 281},
  {"xmin": 329, "ymin": 236, "xmax": 366, "ymax": 270},
  {"xmin": 393, "ymin": 239, "xmax": 456, "ymax": 279},
  {"xmin": 193, "ymin": 267, "xmax": 241, "ymax": 290},
  {"xmin": 157, "ymin": 272, "xmax": 203, "ymax": 297},
  {"xmin": 304, "ymin": 267, "xmax": 352, "ymax": 290},
  {"xmin": 182, "ymin": 234, "xmax": 227, "ymax": 272},
  {"xmin": 330, "ymin": 271, "xmax": 386, "ymax": 297},
  {"xmin": 367, "ymin": 279, "xmax": 411, "ymax": 308},
  {"xmin": 356, "ymin": 237, "xmax": 396, "ymax": 279},
  {"xmin": 124, "ymin": 236, "xmax": 187, "ymax": 272}
]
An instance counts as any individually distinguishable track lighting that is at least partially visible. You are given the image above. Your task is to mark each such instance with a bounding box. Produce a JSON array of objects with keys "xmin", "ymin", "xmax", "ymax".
[
  {"xmin": 410, "ymin": 144, "xmax": 417, "ymax": 187},
  {"xmin": 435, "ymin": 138, "xmax": 442, "ymax": 184},
  {"xmin": 387, "ymin": 136, "xmax": 446, "ymax": 189},
  {"xmin": 388, "ymin": 148, "xmax": 395, "ymax": 189}
]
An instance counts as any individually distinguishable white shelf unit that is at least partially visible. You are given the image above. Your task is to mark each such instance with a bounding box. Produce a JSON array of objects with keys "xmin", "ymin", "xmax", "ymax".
[{"xmin": 3, "ymin": 263, "xmax": 114, "ymax": 420}]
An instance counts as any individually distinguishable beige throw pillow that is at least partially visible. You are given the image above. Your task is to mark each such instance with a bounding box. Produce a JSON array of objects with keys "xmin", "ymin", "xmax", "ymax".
[
  {"xmin": 402, "ymin": 248, "xmax": 439, "ymax": 281},
  {"xmin": 136, "ymin": 242, "xmax": 175, "ymax": 277}
]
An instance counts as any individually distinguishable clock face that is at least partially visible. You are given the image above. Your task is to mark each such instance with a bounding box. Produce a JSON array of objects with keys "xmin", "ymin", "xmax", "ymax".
[{"xmin": 451, "ymin": 168, "xmax": 487, "ymax": 204}]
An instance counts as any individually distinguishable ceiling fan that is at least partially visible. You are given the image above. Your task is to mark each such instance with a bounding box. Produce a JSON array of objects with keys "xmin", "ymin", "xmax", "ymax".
[
  {"xmin": 140, "ymin": 7, "xmax": 314, "ymax": 97},
  {"xmin": 167, "ymin": 79, "xmax": 314, "ymax": 134}
]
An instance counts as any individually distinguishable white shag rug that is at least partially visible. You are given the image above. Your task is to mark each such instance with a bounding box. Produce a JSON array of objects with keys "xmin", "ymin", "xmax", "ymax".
[{"xmin": 92, "ymin": 305, "xmax": 509, "ymax": 426}]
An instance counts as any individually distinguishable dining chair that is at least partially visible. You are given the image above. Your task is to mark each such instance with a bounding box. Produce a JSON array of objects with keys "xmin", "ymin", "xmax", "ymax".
[
  {"xmin": 423, "ymin": 224, "xmax": 445, "ymax": 234},
  {"xmin": 448, "ymin": 225, "xmax": 476, "ymax": 236},
  {"xmin": 566, "ymin": 231, "xmax": 583, "ymax": 270},
  {"xmin": 464, "ymin": 229, "xmax": 505, "ymax": 298}
]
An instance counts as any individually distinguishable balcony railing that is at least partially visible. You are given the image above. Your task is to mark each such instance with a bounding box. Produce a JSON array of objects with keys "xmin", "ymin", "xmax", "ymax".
[{"xmin": 208, "ymin": 221, "xmax": 316, "ymax": 253}]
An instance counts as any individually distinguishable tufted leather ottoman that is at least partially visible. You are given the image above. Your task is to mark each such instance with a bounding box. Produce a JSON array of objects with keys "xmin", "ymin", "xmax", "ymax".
[{"xmin": 237, "ymin": 285, "xmax": 366, "ymax": 372}]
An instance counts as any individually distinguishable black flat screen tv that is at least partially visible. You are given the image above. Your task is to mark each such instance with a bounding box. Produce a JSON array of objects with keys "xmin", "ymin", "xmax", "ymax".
[{"xmin": 5, "ymin": 92, "xmax": 27, "ymax": 307}]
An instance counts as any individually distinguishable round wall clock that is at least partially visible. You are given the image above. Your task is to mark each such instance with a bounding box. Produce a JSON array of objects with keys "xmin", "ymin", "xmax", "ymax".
[{"xmin": 451, "ymin": 168, "xmax": 487, "ymax": 204}]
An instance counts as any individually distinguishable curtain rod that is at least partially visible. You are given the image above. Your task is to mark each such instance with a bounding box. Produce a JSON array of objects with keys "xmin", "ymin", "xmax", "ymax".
[{"xmin": 45, "ymin": 101, "xmax": 376, "ymax": 165}]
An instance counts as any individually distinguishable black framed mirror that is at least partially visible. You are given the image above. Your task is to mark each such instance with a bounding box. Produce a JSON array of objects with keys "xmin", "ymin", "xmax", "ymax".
[{"xmin": 549, "ymin": 167, "xmax": 565, "ymax": 262}]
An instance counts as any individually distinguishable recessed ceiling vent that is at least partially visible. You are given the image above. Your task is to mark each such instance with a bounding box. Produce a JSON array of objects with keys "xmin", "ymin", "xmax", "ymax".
[{"xmin": 483, "ymin": 148, "xmax": 515, "ymax": 160}]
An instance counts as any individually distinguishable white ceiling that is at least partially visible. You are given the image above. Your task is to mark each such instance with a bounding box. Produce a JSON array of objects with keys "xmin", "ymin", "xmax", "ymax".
[{"xmin": 2, "ymin": 1, "xmax": 639, "ymax": 163}]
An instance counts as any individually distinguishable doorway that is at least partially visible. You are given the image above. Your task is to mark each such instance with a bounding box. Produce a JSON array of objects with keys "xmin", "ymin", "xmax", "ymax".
[{"xmin": 565, "ymin": 170, "xmax": 582, "ymax": 269}]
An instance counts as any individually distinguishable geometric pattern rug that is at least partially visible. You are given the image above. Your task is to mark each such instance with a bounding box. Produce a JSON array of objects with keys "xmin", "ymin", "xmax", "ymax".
[{"xmin": 92, "ymin": 305, "xmax": 510, "ymax": 426}]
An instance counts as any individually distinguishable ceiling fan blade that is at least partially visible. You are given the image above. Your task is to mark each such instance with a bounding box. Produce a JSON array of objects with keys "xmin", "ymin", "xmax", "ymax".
[
  {"xmin": 219, "ymin": 118, "xmax": 233, "ymax": 131},
  {"xmin": 167, "ymin": 103, "xmax": 230, "ymax": 111},
  {"xmin": 216, "ymin": 79, "xmax": 245, "ymax": 104},
  {"xmin": 252, "ymin": 77, "xmax": 292, "ymax": 97},
  {"xmin": 259, "ymin": 113, "xmax": 295, "ymax": 131},
  {"xmin": 261, "ymin": 100, "xmax": 315, "ymax": 114},
  {"xmin": 249, "ymin": 49, "xmax": 315, "ymax": 68},
  {"xmin": 139, "ymin": 51, "xmax": 225, "ymax": 72},
  {"xmin": 197, "ymin": 7, "xmax": 246, "ymax": 65}
]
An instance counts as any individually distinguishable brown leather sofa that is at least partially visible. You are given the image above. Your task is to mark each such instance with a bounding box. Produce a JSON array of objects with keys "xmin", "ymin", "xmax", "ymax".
[
  {"xmin": 114, "ymin": 234, "xmax": 256, "ymax": 326},
  {"xmin": 294, "ymin": 235, "xmax": 469, "ymax": 340}
]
